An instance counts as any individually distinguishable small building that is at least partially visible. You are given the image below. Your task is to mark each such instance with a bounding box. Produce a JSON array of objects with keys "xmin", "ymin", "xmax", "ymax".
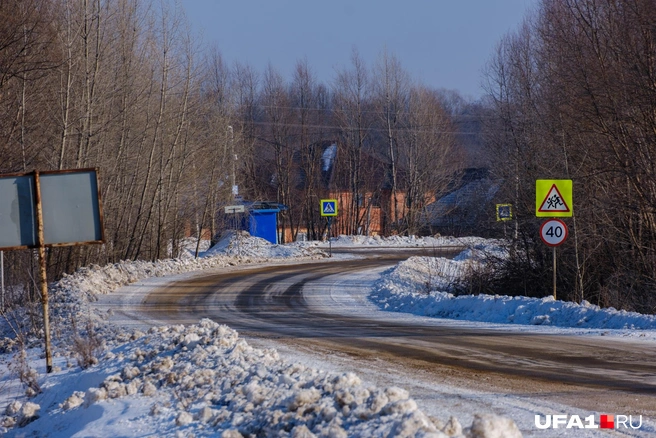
[{"xmin": 224, "ymin": 201, "xmax": 287, "ymax": 244}]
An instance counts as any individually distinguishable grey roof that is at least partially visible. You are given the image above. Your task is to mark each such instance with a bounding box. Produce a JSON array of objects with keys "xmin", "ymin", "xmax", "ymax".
[{"xmin": 423, "ymin": 177, "xmax": 500, "ymax": 228}]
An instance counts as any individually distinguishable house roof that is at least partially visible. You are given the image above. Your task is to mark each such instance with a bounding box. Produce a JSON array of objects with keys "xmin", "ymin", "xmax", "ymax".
[{"xmin": 423, "ymin": 168, "xmax": 500, "ymax": 228}]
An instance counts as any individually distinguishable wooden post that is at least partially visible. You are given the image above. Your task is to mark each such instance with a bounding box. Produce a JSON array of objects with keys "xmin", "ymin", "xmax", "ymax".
[
  {"xmin": 1, "ymin": 251, "xmax": 4, "ymax": 310},
  {"xmin": 33, "ymin": 171, "xmax": 53, "ymax": 373}
]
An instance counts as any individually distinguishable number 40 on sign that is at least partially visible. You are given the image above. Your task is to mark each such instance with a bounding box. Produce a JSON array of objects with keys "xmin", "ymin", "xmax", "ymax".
[{"xmin": 540, "ymin": 218, "xmax": 568, "ymax": 247}]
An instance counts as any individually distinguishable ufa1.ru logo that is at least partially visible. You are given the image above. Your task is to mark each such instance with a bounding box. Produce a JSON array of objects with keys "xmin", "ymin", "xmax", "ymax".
[{"xmin": 535, "ymin": 414, "xmax": 643, "ymax": 430}]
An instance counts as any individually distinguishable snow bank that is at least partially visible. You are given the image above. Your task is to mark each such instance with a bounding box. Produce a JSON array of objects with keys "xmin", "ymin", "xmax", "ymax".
[
  {"xmin": 371, "ymin": 247, "xmax": 656, "ymax": 330},
  {"xmin": 203, "ymin": 231, "xmax": 320, "ymax": 258},
  {"xmin": 58, "ymin": 232, "xmax": 322, "ymax": 296},
  {"xmin": 0, "ymin": 233, "xmax": 326, "ymax": 352},
  {"xmin": 0, "ymin": 234, "xmax": 529, "ymax": 437},
  {"xmin": 4, "ymin": 319, "xmax": 521, "ymax": 438},
  {"xmin": 295, "ymin": 234, "xmax": 494, "ymax": 249},
  {"xmin": 169, "ymin": 237, "xmax": 212, "ymax": 259}
]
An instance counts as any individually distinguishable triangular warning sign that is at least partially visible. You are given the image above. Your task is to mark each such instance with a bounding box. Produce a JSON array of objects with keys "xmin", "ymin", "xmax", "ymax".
[
  {"xmin": 323, "ymin": 202, "xmax": 335, "ymax": 214},
  {"xmin": 538, "ymin": 184, "xmax": 570, "ymax": 213}
]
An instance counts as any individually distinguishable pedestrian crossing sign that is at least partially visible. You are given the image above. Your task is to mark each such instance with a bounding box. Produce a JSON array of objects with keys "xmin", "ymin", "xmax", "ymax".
[
  {"xmin": 320, "ymin": 199, "xmax": 338, "ymax": 216},
  {"xmin": 536, "ymin": 180, "xmax": 572, "ymax": 217},
  {"xmin": 496, "ymin": 204, "xmax": 513, "ymax": 221}
]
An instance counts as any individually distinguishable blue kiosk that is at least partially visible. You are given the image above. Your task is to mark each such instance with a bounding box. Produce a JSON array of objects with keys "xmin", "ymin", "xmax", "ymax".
[{"xmin": 225, "ymin": 201, "xmax": 286, "ymax": 244}]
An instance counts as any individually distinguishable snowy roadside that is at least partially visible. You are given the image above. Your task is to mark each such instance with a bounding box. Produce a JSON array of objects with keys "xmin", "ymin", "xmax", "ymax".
[
  {"xmin": 298, "ymin": 234, "xmax": 491, "ymax": 249},
  {"xmin": 3, "ymin": 233, "xmax": 656, "ymax": 436},
  {"xmin": 0, "ymin": 232, "xmax": 327, "ymax": 353},
  {"xmin": 9, "ymin": 319, "xmax": 521, "ymax": 438},
  {"xmin": 0, "ymin": 234, "xmax": 524, "ymax": 437},
  {"xmin": 369, "ymin": 242, "xmax": 656, "ymax": 340}
]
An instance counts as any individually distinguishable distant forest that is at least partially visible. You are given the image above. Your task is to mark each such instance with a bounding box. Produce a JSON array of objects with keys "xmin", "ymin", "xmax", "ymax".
[
  {"xmin": 2, "ymin": 0, "xmax": 656, "ymax": 314},
  {"xmin": 0, "ymin": 0, "xmax": 480, "ymax": 300}
]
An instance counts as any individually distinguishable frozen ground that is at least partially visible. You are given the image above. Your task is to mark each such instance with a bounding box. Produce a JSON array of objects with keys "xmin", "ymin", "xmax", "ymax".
[{"xmin": 0, "ymin": 233, "xmax": 654, "ymax": 437}]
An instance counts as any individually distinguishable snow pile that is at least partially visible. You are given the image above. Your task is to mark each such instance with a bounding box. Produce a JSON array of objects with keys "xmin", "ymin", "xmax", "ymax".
[
  {"xmin": 371, "ymin": 247, "xmax": 656, "ymax": 330},
  {"xmin": 59, "ymin": 233, "xmax": 320, "ymax": 297},
  {"xmin": 0, "ymin": 232, "xmax": 326, "ymax": 351},
  {"xmin": 4, "ymin": 319, "xmax": 521, "ymax": 438},
  {"xmin": 169, "ymin": 238, "xmax": 212, "ymax": 259},
  {"xmin": 295, "ymin": 234, "xmax": 495, "ymax": 249},
  {"xmin": 375, "ymin": 257, "xmax": 473, "ymax": 296},
  {"xmin": 370, "ymin": 241, "xmax": 508, "ymax": 296},
  {"xmin": 452, "ymin": 241, "xmax": 509, "ymax": 263},
  {"xmin": 204, "ymin": 231, "xmax": 322, "ymax": 258}
]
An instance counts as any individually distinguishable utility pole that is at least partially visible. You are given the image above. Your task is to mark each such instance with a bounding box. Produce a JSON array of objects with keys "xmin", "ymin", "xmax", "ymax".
[{"xmin": 228, "ymin": 125, "xmax": 237, "ymax": 199}]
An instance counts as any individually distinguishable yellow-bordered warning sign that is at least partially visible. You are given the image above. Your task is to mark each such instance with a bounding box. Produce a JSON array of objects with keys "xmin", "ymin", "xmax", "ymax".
[
  {"xmin": 320, "ymin": 199, "xmax": 338, "ymax": 216},
  {"xmin": 536, "ymin": 180, "xmax": 572, "ymax": 217}
]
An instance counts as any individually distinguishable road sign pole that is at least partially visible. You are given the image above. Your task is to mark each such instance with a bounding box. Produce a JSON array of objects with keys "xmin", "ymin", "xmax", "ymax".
[
  {"xmin": 539, "ymin": 218, "xmax": 567, "ymax": 301},
  {"xmin": 236, "ymin": 211, "xmax": 241, "ymax": 257},
  {"xmin": 320, "ymin": 199, "xmax": 338, "ymax": 255},
  {"xmin": 536, "ymin": 180, "xmax": 572, "ymax": 301},
  {"xmin": 327, "ymin": 217, "xmax": 333, "ymax": 257},
  {"xmin": 552, "ymin": 247, "xmax": 557, "ymax": 300}
]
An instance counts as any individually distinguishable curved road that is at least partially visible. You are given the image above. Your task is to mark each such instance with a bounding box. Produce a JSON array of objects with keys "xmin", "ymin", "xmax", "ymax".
[{"xmin": 118, "ymin": 249, "xmax": 656, "ymax": 431}]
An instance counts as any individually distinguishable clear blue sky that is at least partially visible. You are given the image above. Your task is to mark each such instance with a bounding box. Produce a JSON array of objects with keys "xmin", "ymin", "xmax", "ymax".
[{"xmin": 181, "ymin": 0, "xmax": 537, "ymax": 99}]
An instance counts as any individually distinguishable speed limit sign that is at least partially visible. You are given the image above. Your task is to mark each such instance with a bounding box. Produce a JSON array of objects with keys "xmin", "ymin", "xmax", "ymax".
[{"xmin": 540, "ymin": 219, "xmax": 568, "ymax": 246}]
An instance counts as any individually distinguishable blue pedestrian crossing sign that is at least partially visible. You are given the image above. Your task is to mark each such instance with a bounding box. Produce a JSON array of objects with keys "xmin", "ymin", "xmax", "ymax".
[
  {"xmin": 496, "ymin": 204, "xmax": 513, "ymax": 221},
  {"xmin": 320, "ymin": 199, "xmax": 338, "ymax": 216}
]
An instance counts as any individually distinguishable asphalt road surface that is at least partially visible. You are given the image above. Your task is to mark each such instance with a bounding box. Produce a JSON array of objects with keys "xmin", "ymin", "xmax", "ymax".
[{"xmin": 116, "ymin": 248, "xmax": 656, "ymax": 433}]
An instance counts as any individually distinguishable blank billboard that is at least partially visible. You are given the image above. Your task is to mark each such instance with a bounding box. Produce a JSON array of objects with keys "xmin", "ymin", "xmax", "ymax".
[
  {"xmin": 0, "ymin": 175, "xmax": 37, "ymax": 248},
  {"xmin": 0, "ymin": 169, "xmax": 104, "ymax": 250},
  {"xmin": 41, "ymin": 170, "xmax": 103, "ymax": 245}
]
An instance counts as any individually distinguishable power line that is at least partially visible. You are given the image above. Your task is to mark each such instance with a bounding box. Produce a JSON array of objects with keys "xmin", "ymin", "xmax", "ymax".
[
  {"xmin": 243, "ymin": 120, "xmax": 482, "ymax": 135},
  {"xmin": 227, "ymin": 102, "xmax": 495, "ymax": 120}
]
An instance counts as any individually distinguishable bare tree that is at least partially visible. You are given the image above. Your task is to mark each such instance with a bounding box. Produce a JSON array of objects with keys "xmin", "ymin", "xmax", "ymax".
[
  {"xmin": 258, "ymin": 64, "xmax": 297, "ymax": 241},
  {"xmin": 400, "ymin": 86, "xmax": 463, "ymax": 235},
  {"xmin": 0, "ymin": 0, "xmax": 56, "ymax": 90},
  {"xmin": 291, "ymin": 58, "xmax": 329, "ymax": 240},
  {"xmin": 372, "ymin": 49, "xmax": 410, "ymax": 233},
  {"xmin": 332, "ymin": 48, "xmax": 375, "ymax": 235}
]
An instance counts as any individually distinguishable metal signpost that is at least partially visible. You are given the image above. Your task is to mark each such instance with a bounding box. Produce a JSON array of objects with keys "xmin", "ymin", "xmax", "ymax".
[
  {"xmin": 224, "ymin": 205, "xmax": 245, "ymax": 256},
  {"xmin": 496, "ymin": 204, "xmax": 512, "ymax": 237},
  {"xmin": 0, "ymin": 168, "xmax": 105, "ymax": 373},
  {"xmin": 536, "ymin": 180, "xmax": 573, "ymax": 300},
  {"xmin": 320, "ymin": 199, "xmax": 338, "ymax": 257},
  {"xmin": 540, "ymin": 219, "xmax": 569, "ymax": 299}
]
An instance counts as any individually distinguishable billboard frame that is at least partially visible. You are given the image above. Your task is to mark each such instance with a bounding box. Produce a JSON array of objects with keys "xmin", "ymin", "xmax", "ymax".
[
  {"xmin": 0, "ymin": 168, "xmax": 105, "ymax": 251},
  {"xmin": 0, "ymin": 167, "xmax": 105, "ymax": 373}
]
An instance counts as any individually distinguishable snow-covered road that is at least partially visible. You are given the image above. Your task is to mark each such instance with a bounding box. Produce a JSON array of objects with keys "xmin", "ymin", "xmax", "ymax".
[
  {"xmin": 3, "ymin": 234, "xmax": 656, "ymax": 437},
  {"xmin": 96, "ymin": 250, "xmax": 656, "ymax": 437}
]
